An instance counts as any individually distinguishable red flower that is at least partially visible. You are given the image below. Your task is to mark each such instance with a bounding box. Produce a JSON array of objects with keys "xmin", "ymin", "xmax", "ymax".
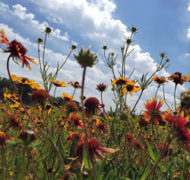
[
  {"xmin": 162, "ymin": 110, "xmax": 175, "ymax": 124},
  {"xmin": 175, "ymin": 114, "xmax": 190, "ymax": 143},
  {"xmin": 0, "ymin": 29, "xmax": 37, "ymax": 70},
  {"xmin": 76, "ymin": 138, "xmax": 119, "ymax": 160},
  {"xmin": 144, "ymin": 97, "xmax": 165, "ymax": 125}
]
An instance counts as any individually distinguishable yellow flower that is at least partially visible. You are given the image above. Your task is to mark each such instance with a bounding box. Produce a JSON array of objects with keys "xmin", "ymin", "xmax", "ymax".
[
  {"xmin": 122, "ymin": 80, "xmax": 140, "ymax": 96},
  {"xmin": 52, "ymin": 78, "xmax": 67, "ymax": 87},
  {"xmin": 111, "ymin": 77, "xmax": 128, "ymax": 86},
  {"xmin": 62, "ymin": 93, "xmax": 73, "ymax": 101},
  {"xmin": 4, "ymin": 92, "xmax": 18, "ymax": 101}
]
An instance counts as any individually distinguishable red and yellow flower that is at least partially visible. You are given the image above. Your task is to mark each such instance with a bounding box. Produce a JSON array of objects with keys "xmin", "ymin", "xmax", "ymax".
[
  {"xmin": 144, "ymin": 97, "xmax": 164, "ymax": 125},
  {"xmin": 152, "ymin": 76, "xmax": 168, "ymax": 85},
  {"xmin": 0, "ymin": 29, "xmax": 37, "ymax": 70}
]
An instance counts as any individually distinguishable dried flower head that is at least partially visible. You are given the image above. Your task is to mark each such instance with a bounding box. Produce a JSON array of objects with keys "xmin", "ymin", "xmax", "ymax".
[
  {"xmin": 96, "ymin": 83, "xmax": 107, "ymax": 92},
  {"xmin": 31, "ymin": 89, "xmax": 50, "ymax": 105},
  {"xmin": 71, "ymin": 45, "xmax": 77, "ymax": 50},
  {"xmin": 74, "ymin": 48, "xmax": 98, "ymax": 68},
  {"xmin": 64, "ymin": 101, "xmax": 78, "ymax": 113},
  {"xmin": 102, "ymin": 45, "xmax": 108, "ymax": 50},
  {"xmin": 84, "ymin": 97, "xmax": 100, "ymax": 115}
]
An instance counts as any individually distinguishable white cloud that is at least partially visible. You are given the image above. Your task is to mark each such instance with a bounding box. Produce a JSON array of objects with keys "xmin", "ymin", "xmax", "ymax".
[{"xmin": 0, "ymin": 2, "xmax": 69, "ymax": 42}]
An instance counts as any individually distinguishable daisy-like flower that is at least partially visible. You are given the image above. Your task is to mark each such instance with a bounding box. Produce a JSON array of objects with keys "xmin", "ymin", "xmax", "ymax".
[
  {"xmin": 168, "ymin": 72, "xmax": 188, "ymax": 85},
  {"xmin": 76, "ymin": 138, "xmax": 119, "ymax": 160},
  {"xmin": 111, "ymin": 77, "xmax": 128, "ymax": 86},
  {"xmin": 0, "ymin": 29, "xmax": 37, "ymax": 70},
  {"xmin": 52, "ymin": 78, "xmax": 66, "ymax": 87},
  {"xmin": 11, "ymin": 74, "xmax": 42, "ymax": 90},
  {"xmin": 11, "ymin": 74, "xmax": 34, "ymax": 85},
  {"xmin": 68, "ymin": 81, "xmax": 82, "ymax": 88},
  {"xmin": 152, "ymin": 76, "xmax": 168, "ymax": 85},
  {"xmin": 3, "ymin": 92, "xmax": 19, "ymax": 101},
  {"xmin": 144, "ymin": 97, "xmax": 165, "ymax": 125},
  {"xmin": 62, "ymin": 93, "xmax": 73, "ymax": 101},
  {"xmin": 122, "ymin": 80, "xmax": 140, "ymax": 96}
]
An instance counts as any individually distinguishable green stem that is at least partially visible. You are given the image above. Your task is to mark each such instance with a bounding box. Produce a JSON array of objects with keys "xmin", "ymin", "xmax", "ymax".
[
  {"xmin": 162, "ymin": 85, "xmax": 173, "ymax": 112},
  {"xmin": 174, "ymin": 84, "xmax": 177, "ymax": 110},
  {"xmin": 131, "ymin": 90, "xmax": 144, "ymax": 113},
  {"xmin": 155, "ymin": 84, "xmax": 160, "ymax": 98}
]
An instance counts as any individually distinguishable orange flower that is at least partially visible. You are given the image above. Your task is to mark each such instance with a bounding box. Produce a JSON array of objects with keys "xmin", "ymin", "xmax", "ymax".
[
  {"xmin": 0, "ymin": 29, "xmax": 37, "ymax": 70},
  {"xmin": 68, "ymin": 81, "xmax": 82, "ymax": 88},
  {"xmin": 152, "ymin": 76, "xmax": 167, "ymax": 85},
  {"xmin": 122, "ymin": 80, "xmax": 140, "ymax": 96}
]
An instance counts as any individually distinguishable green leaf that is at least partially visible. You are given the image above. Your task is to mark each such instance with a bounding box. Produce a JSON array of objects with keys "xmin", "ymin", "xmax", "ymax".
[
  {"xmin": 147, "ymin": 142, "xmax": 156, "ymax": 162},
  {"xmin": 140, "ymin": 164, "xmax": 151, "ymax": 180}
]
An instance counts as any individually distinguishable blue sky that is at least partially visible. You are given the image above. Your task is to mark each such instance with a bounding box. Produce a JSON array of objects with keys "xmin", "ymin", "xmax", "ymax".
[{"xmin": 0, "ymin": 0, "xmax": 189, "ymax": 111}]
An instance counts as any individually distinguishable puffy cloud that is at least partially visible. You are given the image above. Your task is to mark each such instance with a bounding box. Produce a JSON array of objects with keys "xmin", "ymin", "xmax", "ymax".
[{"xmin": 0, "ymin": 2, "xmax": 69, "ymax": 42}]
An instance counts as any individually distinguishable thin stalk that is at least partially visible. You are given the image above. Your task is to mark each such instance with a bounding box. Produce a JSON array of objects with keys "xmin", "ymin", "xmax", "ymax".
[
  {"xmin": 81, "ymin": 67, "xmax": 95, "ymax": 180},
  {"xmin": 131, "ymin": 90, "xmax": 144, "ymax": 113},
  {"xmin": 162, "ymin": 85, "xmax": 173, "ymax": 112},
  {"xmin": 38, "ymin": 42, "xmax": 43, "ymax": 82},
  {"xmin": 174, "ymin": 84, "xmax": 177, "ymax": 110},
  {"xmin": 155, "ymin": 84, "xmax": 160, "ymax": 98},
  {"xmin": 72, "ymin": 88, "xmax": 77, "ymax": 97},
  {"xmin": 53, "ymin": 86, "xmax": 57, "ymax": 98},
  {"xmin": 100, "ymin": 92, "xmax": 107, "ymax": 115}
]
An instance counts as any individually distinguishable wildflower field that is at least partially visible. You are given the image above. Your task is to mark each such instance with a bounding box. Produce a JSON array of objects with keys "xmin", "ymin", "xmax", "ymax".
[{"xmin": 0, "ymin": 26, "xmax": 190, "ymax": 180}]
